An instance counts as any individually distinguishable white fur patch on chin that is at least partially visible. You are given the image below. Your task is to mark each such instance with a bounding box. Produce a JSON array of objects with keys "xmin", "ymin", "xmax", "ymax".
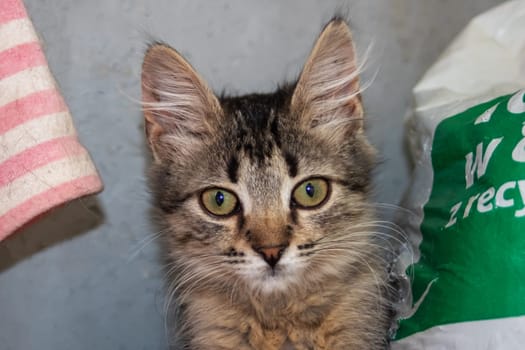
[{"xmin": 239, "ymin": 252, "xmax": 303, "ymax": 294}]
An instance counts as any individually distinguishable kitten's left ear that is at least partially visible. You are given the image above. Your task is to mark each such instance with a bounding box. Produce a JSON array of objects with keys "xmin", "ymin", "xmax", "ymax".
[
  {"xmin": 141, "ymin": 44, "xmax": 222, "ymax": 162},
  {"xmin": 291, "ymin": 19, "xmax": 364, "ymax": 138}
]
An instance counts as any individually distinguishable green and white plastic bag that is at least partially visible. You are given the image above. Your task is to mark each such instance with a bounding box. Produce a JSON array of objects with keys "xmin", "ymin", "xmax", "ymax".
[{"xmin": 393, "ymin": 1, "xmax": 525, "ymax": 348}]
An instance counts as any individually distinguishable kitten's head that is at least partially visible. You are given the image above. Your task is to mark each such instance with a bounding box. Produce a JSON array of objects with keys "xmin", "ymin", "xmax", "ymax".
[{"xmin": 141, "ymin": 19, "xmax": 376, "ymax": 296}]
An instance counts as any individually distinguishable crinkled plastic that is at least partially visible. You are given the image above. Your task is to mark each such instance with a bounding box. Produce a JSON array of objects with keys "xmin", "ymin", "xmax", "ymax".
[{"xmin": 393, "ymin": 1, "xmax": 525, "ymax": 348}]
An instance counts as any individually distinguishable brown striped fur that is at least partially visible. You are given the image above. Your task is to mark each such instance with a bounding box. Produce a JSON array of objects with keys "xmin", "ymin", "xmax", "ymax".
[{"xmin": 141, "ymin": 18, "xmax": 393, "ymax": 349}]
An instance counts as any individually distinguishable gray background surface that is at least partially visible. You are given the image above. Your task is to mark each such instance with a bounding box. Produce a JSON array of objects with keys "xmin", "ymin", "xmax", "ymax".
[{"xmin": 0, "ymin": 1, "xmax": 505, "ymax": 349}]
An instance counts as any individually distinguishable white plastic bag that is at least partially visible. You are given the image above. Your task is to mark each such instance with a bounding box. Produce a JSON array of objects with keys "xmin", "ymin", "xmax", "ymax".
[{"xmin": 393, "ymin": 1, "xmax": 525, "ymax": 348}]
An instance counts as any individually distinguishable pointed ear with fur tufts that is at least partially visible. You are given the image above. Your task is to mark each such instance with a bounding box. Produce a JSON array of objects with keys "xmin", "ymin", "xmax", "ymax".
[
  {"xmin": 141, "ymin": 44, "xmax": 222, "ymax": 162},
  {"xmin": 291, "ymin": 19, "xmax": 365, "ymax": 141}
]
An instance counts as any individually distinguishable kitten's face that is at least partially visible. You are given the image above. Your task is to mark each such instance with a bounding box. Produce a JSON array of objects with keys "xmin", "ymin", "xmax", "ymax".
[{"xmin": 142, "ymin": 20, "xmax": 376, "ymax": 295}]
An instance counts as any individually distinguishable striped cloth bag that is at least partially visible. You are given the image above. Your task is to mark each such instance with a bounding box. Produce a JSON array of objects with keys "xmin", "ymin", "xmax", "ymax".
[{"xmin": 0, "ymin": 0, "xmax": 103, "ymax": 241}]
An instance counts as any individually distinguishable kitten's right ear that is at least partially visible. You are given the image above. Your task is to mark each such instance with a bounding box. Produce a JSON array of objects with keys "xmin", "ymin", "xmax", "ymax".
[{"xmin": 141, "ymin": 44, "xmax": 222, "ymax": 162}]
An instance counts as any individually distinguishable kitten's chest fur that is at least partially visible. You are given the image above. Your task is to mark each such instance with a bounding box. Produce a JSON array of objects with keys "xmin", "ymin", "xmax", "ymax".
[{"xmin": 179, "ymin": 264, "xmax": 389, "ymax": 350}]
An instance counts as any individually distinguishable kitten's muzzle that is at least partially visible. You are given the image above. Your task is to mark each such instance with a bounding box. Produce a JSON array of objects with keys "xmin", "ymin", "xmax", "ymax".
[{"xmin": 254, "ymin": 244, "xmax": 287, "ymax": 269}]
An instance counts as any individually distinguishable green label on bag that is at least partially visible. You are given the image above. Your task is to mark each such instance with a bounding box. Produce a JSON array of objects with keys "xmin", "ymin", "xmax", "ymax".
[{"xmin": 396, "ymin": 90, "xmax": 525, "ymax": 339}]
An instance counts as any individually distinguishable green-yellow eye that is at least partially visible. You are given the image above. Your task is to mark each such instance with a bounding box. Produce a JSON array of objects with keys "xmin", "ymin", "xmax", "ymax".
[
  {"xmin": 292, "ymin": 178, "xmax": 329, "ymax": 208},
  {"xmin": 200, "ymin": 188, "xmax": 239, "ymax": 217}
]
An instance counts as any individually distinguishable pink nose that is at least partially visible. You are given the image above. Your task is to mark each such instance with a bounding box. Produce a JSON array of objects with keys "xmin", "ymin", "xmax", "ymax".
[{"xmin": 254, "ymin": 245, "xmax": 286, "ymax": 268}]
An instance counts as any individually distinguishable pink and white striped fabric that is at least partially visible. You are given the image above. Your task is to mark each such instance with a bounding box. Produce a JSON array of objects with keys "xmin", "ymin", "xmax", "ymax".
[{"xmin": 0, "ymin": 0, "xmax": 103, "ymax": 241}]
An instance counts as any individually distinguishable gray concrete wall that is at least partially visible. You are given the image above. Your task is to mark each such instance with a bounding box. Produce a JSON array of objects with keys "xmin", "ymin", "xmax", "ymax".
[{"xmin": 0, "ymin": 1, "xmax": 505, "ymax": 349}]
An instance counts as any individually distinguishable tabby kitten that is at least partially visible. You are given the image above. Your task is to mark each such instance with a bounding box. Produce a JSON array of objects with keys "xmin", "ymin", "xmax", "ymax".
[{"xmin": 141, "ymin": 18, "xmax": 392, "ymax": 350}]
